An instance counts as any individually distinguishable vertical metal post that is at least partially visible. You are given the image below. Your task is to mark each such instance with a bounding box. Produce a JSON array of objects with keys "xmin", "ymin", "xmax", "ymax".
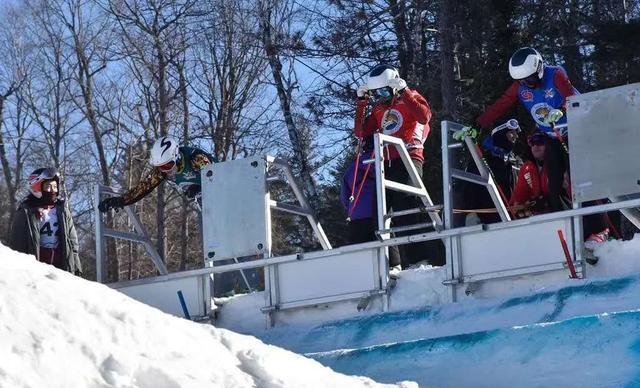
[
  {"xmin": 373, "ymin": 133, "xmax": 390, "ymax": 311},
  {"xmin": 263, "ymin": 158, "xmax": 276, "ymax": 327},
  {"xmin": 441, "ymin": 122, "xmax": 457, "ymax": 302},
  {"xmin": 572, "ymin": 202, "xmax": 585, "ymax": 277},
  {"xmin": 95, "ymin": 184, "xmax": 107, "ymax": 283}
]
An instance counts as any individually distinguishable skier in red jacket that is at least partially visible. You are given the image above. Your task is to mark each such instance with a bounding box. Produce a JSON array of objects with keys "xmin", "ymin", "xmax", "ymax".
[
  {"xmin": 511, "ymin": 132, "xmax": 608, "ymax": 264},
  {"xmin": 354, "ymin": 64, "xmax": 439, "ymax": 272},
  {"xmin": 510, "ymin": 132, "xmax": 571, "ymax": 217}
]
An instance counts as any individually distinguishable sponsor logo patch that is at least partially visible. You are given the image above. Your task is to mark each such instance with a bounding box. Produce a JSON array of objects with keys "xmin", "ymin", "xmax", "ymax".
[
  {"xmin": 521, "ymin": 90, "xmax": 534, "ymax": 101},
  {"xmin": 381, "ymin": 109, "xmax": 404, "ymax": 135},
  {"xmin": 530, "ymin": 102, "xmax": 553, "ymax": 127}
]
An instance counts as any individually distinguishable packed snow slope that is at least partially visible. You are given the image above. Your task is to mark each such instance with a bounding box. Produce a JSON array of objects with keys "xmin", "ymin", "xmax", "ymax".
[{"xmin": 0, "ymin": 244, "xmax": 415, "ymax": 388}]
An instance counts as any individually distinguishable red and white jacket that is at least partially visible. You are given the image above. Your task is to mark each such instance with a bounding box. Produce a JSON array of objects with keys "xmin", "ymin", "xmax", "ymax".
[
  {"xmin": 510, "ymin": 161, "xmax": 548, "ymax": 206},
  {"xmin": 510, "ymin": 160, "xmax": 571, "ymax": 208},
  {"xmin": 354, "ymin": 89, "xmax": 432, "ymax": 163}
]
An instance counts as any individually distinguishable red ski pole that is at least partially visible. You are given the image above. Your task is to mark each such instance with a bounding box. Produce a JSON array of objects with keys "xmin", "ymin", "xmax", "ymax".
[
  {"xmin": 347, "ymin": 138, "xmax": 363, "ymax": 203},
  {"xmin": 557, "ymin": 229, "xmax": 578, "ymax": 279},
  {"xmin": 348, "ymin": 150, "xmax": 375, "ymax": 221}
]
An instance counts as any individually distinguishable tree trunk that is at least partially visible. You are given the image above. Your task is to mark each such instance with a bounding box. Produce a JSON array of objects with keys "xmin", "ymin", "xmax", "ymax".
[
  {"xmin": 178, "ymin": 61, "xmax": 190, "ymax": 271},
  {"xmin": 258, "ymin": 1, "xmax": 318, "ymax": 200},
  {"xmin": 439, "ymin": 0, "xmax": 457, "ymax": 121},
  {"xmin": 388, "ymin": 0, "xmax": 415, "ymax": 78},
  {"xmin": 0, "ymin": 97, "xmax": 17, "ymax": 219}
]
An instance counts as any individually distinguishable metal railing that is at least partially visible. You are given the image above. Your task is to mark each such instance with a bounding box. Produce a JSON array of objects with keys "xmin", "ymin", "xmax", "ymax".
[{"xmin": 95, "ymin": 185, "xmax": 168, "ymax": 283}]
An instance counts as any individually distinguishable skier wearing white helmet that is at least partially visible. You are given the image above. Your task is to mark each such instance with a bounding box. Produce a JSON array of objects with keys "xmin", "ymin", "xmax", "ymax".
[
  {"xmin": 476, "ymin": 47, "xmax": 579, "ymax": 212},
  {"xmin": 98, "ymin": 137, "xmax": 215, "ymax": 212},
  {"xmin": 353, "ymin": 64, "xmax": 436, "ymax": 272}
]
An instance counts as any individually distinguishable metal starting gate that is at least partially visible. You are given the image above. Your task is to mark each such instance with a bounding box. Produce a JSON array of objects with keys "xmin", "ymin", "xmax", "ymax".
[{"xmin": 94, "ymin": 82, "xmax": 640, "ymax": 327}]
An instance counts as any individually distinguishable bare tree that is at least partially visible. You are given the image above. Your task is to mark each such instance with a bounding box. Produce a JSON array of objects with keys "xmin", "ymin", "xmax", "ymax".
[
  {"xmin": 258, "ymin": 0, "xmax": 318, "ymax": 200},
  {"xmin": 45, "ymin": 0, "xmax": 129, "ymax": 281},
  {"xmin": 106, "ymin": 0, "xmax": 199, "ymax": 264},
  {"xmin": 22, "ymin": 0, "xmax": 81, "ymax": 170},
  {"xmin": 0, "ymin": 5, "xmax": 30, "ymax": 234},
  {"xmin": 50, "ymin": 0, "xmax": 116, "ymax": 186},
  {"xmin": 189, "ymin": 0, "xmax": 272, "ymax": 161}
]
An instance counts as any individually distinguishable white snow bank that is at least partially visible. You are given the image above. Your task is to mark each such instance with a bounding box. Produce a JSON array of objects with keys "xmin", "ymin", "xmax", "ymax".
[{"xmin": 0, "ymin": 244, "xmax": 416, "ymax": 388}]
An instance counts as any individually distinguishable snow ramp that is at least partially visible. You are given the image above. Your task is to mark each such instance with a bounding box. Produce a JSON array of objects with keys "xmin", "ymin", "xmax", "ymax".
[
  {"xmin": 308, "ymin": 309, "xmax": 640, "ymax": 387},
  {"xmin": 254, "ymin": 274, "xmax": 640, "ymax": 387}
]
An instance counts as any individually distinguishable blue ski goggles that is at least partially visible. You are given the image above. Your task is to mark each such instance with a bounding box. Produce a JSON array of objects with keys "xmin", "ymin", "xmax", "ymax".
[{"xmin": 371, "ymin": 87, "xmax": 393, "ymax": 99}]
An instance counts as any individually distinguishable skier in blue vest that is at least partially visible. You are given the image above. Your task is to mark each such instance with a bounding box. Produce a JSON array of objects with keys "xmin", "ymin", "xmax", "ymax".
[
  {"xmin": 476, "ymin": 47, "xmax": 578, "ymax": 211},
  {"xmin": 98, "ymin": 136, "xmax": 215, "ymax": 212}
]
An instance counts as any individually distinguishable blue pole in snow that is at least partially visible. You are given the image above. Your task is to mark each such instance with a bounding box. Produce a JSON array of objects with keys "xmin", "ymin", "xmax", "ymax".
[{"xmin": 177, "ymin": 290, "xmax": 191, "ymax": 320}]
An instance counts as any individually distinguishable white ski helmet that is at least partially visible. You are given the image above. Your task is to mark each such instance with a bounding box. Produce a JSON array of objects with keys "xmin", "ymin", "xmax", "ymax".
[
  {"xmin": 366, "ymin": 64, "xmax": 400, "ymax": 90},
  {"xmin": 150, "ymin": 136, "xmax": 180, "ymax": 167},
  {"xmin": 508, "ymin": 47, "xmax": 544, "ymax": 80}
]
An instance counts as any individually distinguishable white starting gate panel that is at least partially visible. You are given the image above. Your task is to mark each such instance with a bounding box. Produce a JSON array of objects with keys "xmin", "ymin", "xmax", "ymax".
[
  {"xmin": 567, "ymin": 82, "xmax": 640, "ymax": 203},
  {"xmin": 201, "ymin": 157, "xmax": 269, "ymax": 261},
  {"xmin": 273, "ymin": 248, "xmax": 382, "ymax": 309},
  {"xmin": 111, "ymin": 275, "xmax": 210, "ymax": 318},
  {"xmin": 458, "ymin": 219, "xmax": 574, "ymax": 282}
]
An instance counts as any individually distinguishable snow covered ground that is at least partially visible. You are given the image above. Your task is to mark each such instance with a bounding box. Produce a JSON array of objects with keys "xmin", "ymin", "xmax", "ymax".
[
  {"xmin": 0, "ymin": 243, "xmax": 415, "ymax": 388},
  {"xmin": 4, "ymin": 234, "xmax": 640, "ymax": 387}
]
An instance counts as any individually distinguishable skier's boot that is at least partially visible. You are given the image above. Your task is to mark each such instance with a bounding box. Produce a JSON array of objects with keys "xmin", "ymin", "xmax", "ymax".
[
  {"xmin": 389, "ymin": 264, "xmax": 402, "ymax": 279},
  {"xmin": 584, "ymin": 228, "xmax": 610, "ymax": 265}
]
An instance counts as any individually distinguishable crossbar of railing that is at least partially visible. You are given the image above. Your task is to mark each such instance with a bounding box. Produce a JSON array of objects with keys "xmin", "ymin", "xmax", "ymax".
[
  {"xmin": 483, "ymin": 197, "xmax": 640, "ymax": 232},
  {"xmin": 385, "ymin": 205, "xmax": 443, "ymax": 219},
  {"xmin": 109, "ymin": 224, "xmax": 486, "ymax": 288},
  {"xmin": 385, "ymin": 180, "xmax": 430, "ymax": 196},
  {"xmin": 269, "ymin": 200, "xmax": 313, "ymax": 216},
  {"xmin": 103, "ymin": 229, "xmax": 151, "ymax": 244},
  {"xmin": 376, "ymin": 222, "xmax": 435, "ymax": 236}
]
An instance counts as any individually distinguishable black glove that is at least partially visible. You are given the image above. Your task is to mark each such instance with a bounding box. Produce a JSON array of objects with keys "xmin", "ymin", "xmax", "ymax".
[
  {"xmin": 184, "ymin": 185, "xmax": 201, "ymax": 199},
  {"xmin": 98, "ymin": 196, "xmax": 124, "ymax": 212}
]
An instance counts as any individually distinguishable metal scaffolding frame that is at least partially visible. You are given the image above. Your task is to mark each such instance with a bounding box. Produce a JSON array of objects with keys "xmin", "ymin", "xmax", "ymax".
[{"xmin": 95, "ymin": 185, "xmax": 168, "ymax": 283}]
